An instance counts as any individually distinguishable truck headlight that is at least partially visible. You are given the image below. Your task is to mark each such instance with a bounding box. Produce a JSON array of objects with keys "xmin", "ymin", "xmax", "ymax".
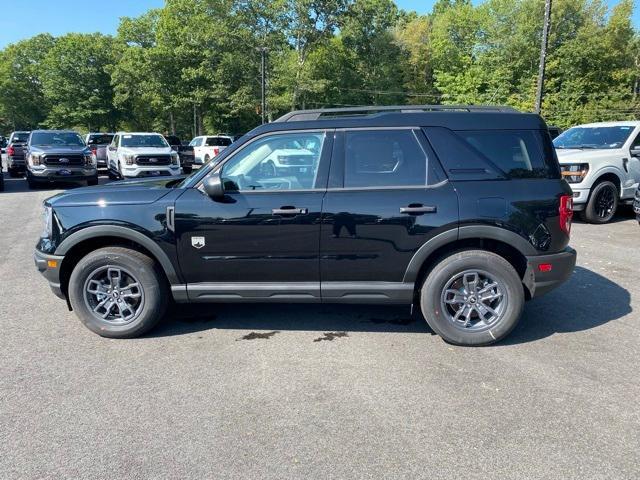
[
  {"xmin": 123, "ymin": 154, "xmax": 135, "ymax": 165},
  {"xmin": 561, "ymin": 163, "xmax": 589, "ymax": 183},
  {"xmin": 41, "ymin": 204, "xmax": 53, "ymax": 238},
  {"xmin": 84, "ymin": 154, "xmax": 96, "ymax": 167},
  {"xmin": 171, "ymin": 152, "xmax": 179, "ymax": 166},
  {"xmin": 29, "ymin": 153, "xmax": 43, "ymax": 166}
]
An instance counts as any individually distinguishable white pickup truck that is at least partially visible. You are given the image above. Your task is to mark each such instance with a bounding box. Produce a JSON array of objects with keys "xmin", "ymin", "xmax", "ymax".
[
  {"xmin": 107, "ymin": 132, "xmax": 181, "ymax": 179},
  {"xmin": 553, "ymin": 121, "xmax": 640, "ymax": 223},
  {"xmin": 189, "ymin": 135, "xmax": 233, "ymax": 167}
]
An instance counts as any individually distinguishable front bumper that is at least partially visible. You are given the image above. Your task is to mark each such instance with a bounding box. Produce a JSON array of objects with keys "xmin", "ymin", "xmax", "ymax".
[
  {"xmin": 567, "ymin": 187, "xmax": 589, "ymax": 209},
  {"xmin": 121, "ymin": 165, "xmax": 182, "ymax": 178},
  {"xmin": 34, "ymin": 249, "xmax": 65, "ymax": 299},
  {"xmin": 524, "ymin": 247, "xmax": 577, "ymax": 298},
  {"xmin": 29, "ymin": 167, "xmax": 97, "ymax": 182}
]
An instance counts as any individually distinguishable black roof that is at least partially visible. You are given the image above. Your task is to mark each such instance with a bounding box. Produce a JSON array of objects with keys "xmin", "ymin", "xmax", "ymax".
[{"xmin": 248, "ymin": 105, "xmax": 546, "ymax": 138}]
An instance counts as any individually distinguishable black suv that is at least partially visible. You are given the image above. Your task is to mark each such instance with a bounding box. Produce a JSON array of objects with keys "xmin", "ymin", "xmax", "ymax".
[{"xmin": 34, "ymin": 106, "xmax": 576, "ymax": 346}]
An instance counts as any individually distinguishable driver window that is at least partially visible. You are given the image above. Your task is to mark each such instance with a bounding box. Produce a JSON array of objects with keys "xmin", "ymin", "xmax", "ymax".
[
  {"xmin": 631, "ymin": 132, "xmax": 640, "ymax": 150},
  {"xmin": 220, "ymin": 132, "xmax": 325, "ymax": 191}
]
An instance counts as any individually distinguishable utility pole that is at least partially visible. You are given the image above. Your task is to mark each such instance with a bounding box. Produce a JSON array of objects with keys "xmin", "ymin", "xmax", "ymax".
[
  {"xmin": 535, "ymin": 0, "xmax": 552, "ymax": 114},
  {"xmin": 257, "ymin": 47, "xmax": 269, "ymax": 124}
]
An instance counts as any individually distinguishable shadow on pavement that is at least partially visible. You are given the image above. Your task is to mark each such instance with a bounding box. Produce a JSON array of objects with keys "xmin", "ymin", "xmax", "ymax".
[
  {"xmin": 152, "ymin": 303, "xmax": 431, "ymax": 338},
  {"xmin": 0, "ymin": 174, "xmax": 111, "ymax": 194},
  {"xmin": 152, "ymin": 266, "xmax": 630, "ymax": 343},
  {"xmin": 502, "ymin": 266, "xmax": 631, "ymax": 345}
]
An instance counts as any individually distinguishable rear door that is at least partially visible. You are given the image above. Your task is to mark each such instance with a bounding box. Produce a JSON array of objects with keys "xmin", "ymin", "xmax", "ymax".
[{"xmin": 319, "ymin": 128, "xmax": 458, "ymax": 302}]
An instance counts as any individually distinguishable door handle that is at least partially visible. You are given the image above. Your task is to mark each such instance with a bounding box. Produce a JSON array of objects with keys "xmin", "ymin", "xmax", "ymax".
[
  {"xmin": 272, "ymin": 206, "xmax": 308, "ymax": 215},
  {"xmin": 400, "ymin": 204, "xmax": 437, "ymax": 214}
]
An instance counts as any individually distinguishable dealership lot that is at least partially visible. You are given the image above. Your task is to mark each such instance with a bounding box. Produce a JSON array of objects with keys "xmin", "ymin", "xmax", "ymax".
[{"xmin": 1, "ymin": 174, "xmax": 639, "ymax": 478}]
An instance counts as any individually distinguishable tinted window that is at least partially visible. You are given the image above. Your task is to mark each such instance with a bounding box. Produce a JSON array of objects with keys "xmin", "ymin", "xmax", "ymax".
[
  {"xmin": 206, "ymin": 137, "xmax": 232, "ymax": 147},
  {"xmin": 11, "ymin": 132, "xmax": 30, "ymax": 143},
  {"xmin": 344, "ymin": 130, "xmax": 426, "ymax": 188},
  {"xmin": 120, "ymin": 134, "xmax": 168, "ymax": 148},
  {"xmin": 457, "ymin": 130, "xmax": 551, "ymax": 179},
  {"xmin": 30, "ymin": 132, "xmax": 84, "ymax": 146},
  {"xmin": 553, "ymin": 126, "xmax": 634, "ymax": 150},
  {"xmin": 87, "ymin": 134, "xmax": 114, "ymax": 145},
  {"xmin": 165, "ymin": 135, "xmax": 181, "ymax": 146},
  {"xmin": 221, "ymin": 132, "xmax": 325, "ymax": 191}
]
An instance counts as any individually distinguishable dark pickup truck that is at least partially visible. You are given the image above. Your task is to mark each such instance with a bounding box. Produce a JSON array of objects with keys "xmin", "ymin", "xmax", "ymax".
[
  {"xmin": 6, "ymin": 131, "xmax": 31, "ymax": 177},
  {"xmin": 85, "ymin": 133, "xmax": 114, "ymax": 170},
  {"xmin": 165, "ymin": 135, "xmax": 195, "ymax": 173}
]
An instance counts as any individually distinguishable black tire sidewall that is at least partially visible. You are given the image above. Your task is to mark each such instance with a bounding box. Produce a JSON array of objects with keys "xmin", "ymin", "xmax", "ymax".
[
  {"xmin": 420, "ymin": 250, "xmax": 524, "ymax": 346},
  {"xmin": 585, "ymin": 181, "xmax": 618, "ymax": 224},
  {"xmin": 68, "ymin": 248, "xmax": 167, "ymax": 338}
]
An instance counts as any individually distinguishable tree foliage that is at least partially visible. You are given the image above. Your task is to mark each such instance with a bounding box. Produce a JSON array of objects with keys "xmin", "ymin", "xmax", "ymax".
[{"xmin": 0, "ymin": 0, "xmax": 637, "ymax": 135}]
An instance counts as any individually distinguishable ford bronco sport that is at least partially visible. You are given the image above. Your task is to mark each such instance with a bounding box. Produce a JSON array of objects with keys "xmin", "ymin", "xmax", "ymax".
[{"xmin": 34, "ymin": 105, "xmax": 576, "ymax": 346}]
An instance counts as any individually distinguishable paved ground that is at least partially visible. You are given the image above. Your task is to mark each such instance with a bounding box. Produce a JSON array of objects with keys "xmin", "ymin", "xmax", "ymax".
[{"xmin": 1, "ymin": 169, "xmax": 639, "ymax": 479}]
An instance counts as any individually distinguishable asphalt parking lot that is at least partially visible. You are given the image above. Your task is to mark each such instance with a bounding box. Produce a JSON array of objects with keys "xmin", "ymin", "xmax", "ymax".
[{"xmin": 1, "ymin": 170, "xmax": 639, "ymax": 479}]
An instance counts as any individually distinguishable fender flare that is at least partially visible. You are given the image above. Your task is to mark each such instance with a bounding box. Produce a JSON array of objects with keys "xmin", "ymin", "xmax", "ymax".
[
  {"xmin": 402, "ymin": 225, "xmax": 536, "ymax": 283},
  {"xmin": 55, "ymin": 225, "xmax": 180, "ymax": 284}
]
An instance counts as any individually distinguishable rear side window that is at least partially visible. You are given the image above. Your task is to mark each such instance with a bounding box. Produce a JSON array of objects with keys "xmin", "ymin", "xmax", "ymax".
[
  {"xmin": 424, "ymin": 127, "xmax": 557, "ymax": 180},
  {"xmin": 344, "ymin": 130, "xmax": 427, "ymax": 188},
  {"xmin": 88, "ymin": 134, "xmax": 114, "ymax": 145}
]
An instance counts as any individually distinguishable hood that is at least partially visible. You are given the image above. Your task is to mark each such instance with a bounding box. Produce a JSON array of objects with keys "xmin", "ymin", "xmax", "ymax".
[
  {"xmin": 46, "ymin": 176, "xmax": 184, "ymax": 208},
  {"xmin": 555, "ymin": 148, "xmax": 623, "ymax": 164},
  {"xmin": 30, "ymin": 145, "xmax": 89, "ymax": 155}
]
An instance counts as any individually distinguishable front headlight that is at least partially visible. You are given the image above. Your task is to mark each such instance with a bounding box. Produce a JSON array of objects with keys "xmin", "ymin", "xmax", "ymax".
[
  {"xmin": 84, "ymin": 153, "xmax": 95, "ymax": 168},
  {"xmin": 560, "ymin": 163, "xmax": 589, "ymax": 183},
  {"xmin": 171, "ymin": 152, "xmax": 179, "ymax": 166},
  {"xmin": 29, "ymin": 153, "xmax": 43, "ymax": 166},
  {"xmin": 41, "ymin": 204, "xmax": 53, "ymax": 238},
  {"xmin": 123, "ymin": 154, "xmax": 135, "ymax": 165}
]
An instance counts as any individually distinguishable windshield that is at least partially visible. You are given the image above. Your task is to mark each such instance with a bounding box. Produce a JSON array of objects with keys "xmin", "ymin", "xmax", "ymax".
[
  {"xmin": 553, "ymin": 126, "xmax": 634, "ymax": 149},
  {"xmin": 121, "ymin": 134, "xmax": 168, "ymax": 148},
  {"xmin": 87, "ymin": 134, "xmax": 114, "ymax": 145},
  {"xmin": 30, "ymin": 132, "xmax": 84, "ymax": 146},
  {"xmin": 11, "ymin": 132, "xmax": 30, "ymax": 143}
]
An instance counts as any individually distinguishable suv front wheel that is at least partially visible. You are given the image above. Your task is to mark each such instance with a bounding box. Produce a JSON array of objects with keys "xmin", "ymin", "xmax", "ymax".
[
  {"xmin": 581, "ymin": 180, "xmax": 618, "ymax": 224},
  {"xmin": 420, "ymin": 250, "xmax": 524, "ymax": 346},
  {"xmin": 68, "ymin": 247, "xmax": 168, "ymax": 338}
]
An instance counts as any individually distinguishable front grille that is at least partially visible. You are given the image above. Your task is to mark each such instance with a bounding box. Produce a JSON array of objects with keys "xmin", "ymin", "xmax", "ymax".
[
  {"xmin": 44, "ymin": 155, "xmax": 84, "ymax": 166},
  {"xmin": 136, "ymin": 155, "xmax": 171, "ymax": 166}
]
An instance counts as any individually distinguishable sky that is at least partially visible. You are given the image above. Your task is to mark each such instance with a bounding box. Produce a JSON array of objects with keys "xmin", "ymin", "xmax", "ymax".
[{"xmin": 0, "ymin": 0, "xmax": 636, "ymax": 49}]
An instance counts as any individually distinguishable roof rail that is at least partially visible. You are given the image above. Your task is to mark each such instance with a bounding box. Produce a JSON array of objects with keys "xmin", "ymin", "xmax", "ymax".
[{"xmin": 274, "ymin": 104, "xmax": 519, "ymax": 122}]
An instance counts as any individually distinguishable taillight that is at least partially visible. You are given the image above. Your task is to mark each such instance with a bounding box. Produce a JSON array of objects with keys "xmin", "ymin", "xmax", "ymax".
[
  {"xmin": 90, "ymin": 146, "xmax": 97, "ymax": 155},
  {"xmin": 7, "ymin": 146, "xmax": 14, "ymax": 156},
  {"xmin": 213, "ymin": 147, "xmax": 219, "ymax": 156},
  {"xmin": 559, "ymin": 194, "xmax": 573, "ymax": 235}
]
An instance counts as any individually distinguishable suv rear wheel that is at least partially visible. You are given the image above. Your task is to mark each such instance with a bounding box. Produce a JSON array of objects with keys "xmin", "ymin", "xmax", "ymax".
[
  {"xmin": 68, "ymin": 247, "xmax": 168, "ymax": 338},
  {"xmin": 420, "ymin": 250, "xmax": 524, "ymax": 346},
  {"xmin": 581, "ymin": 180, "xmax": 618, "ymax": 224}
]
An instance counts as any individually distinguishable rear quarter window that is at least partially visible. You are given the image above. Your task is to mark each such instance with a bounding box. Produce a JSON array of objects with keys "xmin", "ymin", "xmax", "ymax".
[{"xmin": 424, "ymin": 127, "xmax": 559, "ymax": 181}]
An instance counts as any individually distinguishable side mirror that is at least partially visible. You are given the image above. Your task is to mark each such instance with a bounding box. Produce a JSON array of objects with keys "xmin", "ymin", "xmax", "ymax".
[
  {"xmin": 203, "ymin": 172, "xmax": 225, "ymax": 199},
  {"xmin": 631, "ymin": 148, "xmax": 640, "ymax": 158}
]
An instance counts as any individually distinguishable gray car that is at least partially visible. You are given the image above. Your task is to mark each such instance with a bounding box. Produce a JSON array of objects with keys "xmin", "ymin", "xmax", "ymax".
[{"xmin": 25, "ymin": 130, "xmax": 98, "ymax": 189}]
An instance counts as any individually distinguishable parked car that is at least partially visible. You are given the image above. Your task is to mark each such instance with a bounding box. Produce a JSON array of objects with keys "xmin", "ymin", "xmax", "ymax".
[
  {"xmin": 34, "ymin": 105, "xmax": 576, "ymax": 345},
  {"xmin": 85, "ymin": 133, "xmax": 114, "ymax": 170},
  {"xmin": 107, "ymin": 132, "xmax": 181, "ymax": 179},
  {"xmin": 164, "ymin": 135, "xmax": 195, "ymax": 173},
  {"xmin": 189, "ymin": 135, "xmax": 233, "ymax": 166},
  {"xmin": 25, "ymin": 130, "xmax": 97, "ymax": 189},
  {"xmin": 6, "ymin": 131, "xmax": 30, "ymax": 177},
  {"xmin": 553, "ymin": 121, "xmax": 640, "ymax": 223}
]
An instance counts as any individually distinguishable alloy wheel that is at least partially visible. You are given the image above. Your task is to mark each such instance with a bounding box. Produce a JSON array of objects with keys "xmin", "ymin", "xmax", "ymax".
[
  {"xmin": 83, "ymin": 266, "xmax": 145, "ymax": 325},
  {"xmin": 440, "ymin": 269, "xmax": 506, "ymax": 332}
]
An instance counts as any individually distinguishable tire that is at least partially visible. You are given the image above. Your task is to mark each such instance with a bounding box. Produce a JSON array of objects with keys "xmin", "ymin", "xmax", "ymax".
[
  {"xmin": 68, "ymin": 247, "xmax": 168, "ymax": 338},
  {"xmin": 183, "ymin": 166, "xmax": 192, "ymax": 174},
  {"xmin": 420, "ymin": 250, "xmax": 524, "ymax": 346},
  {"xmin": 108, "ymin": 168, "xmax": 118, "ymax": 180},
  {"xmin": 581, "ymin": 180, "xmax": 618, "ymax": 224},
  {"xmin": 87, "ymin": 176, "xmax": 99, "ymax": 186},
  {"xmin": 26, "ymin": 174, "xmax": 38, "ymax": 190},
  {"xmin": 204, "ymin": 155, "xmax": 211, "ymax": 164}
]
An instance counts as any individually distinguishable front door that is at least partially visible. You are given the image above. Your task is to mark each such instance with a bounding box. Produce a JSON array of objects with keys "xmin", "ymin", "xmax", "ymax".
[
  {"xmin": 175, "ymin": 130, "xmax": 332, "ymax": 301},
  {"xmin": 320, "ymin": 128, "xmax": 458, "ymax": 302}
]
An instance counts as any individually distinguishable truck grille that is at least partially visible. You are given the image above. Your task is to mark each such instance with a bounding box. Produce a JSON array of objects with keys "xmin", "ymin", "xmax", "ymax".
[
  {"xmin": 136, "ymin": 155, "xmax": 171, "ymax": 166},
  {"xmin": 44, "ymin": 155, "xmax": 84, "ymax": 166}
]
